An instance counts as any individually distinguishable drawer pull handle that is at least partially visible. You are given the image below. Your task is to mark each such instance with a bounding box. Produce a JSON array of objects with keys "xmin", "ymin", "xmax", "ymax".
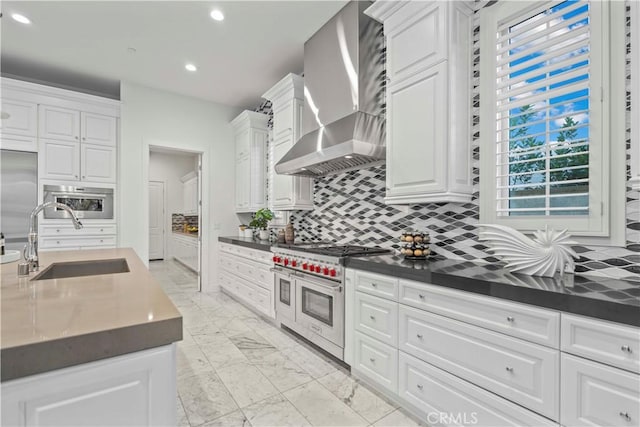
[
  {"xmin": 621, "ymin": 345, "xmax": 633, "ymax": 353},
  {"xmin": 56, "ymin": 241, "xmax": 60, "ymax": 244},
  {"xmin": 371, "ymin": 283, "xmax": 378, "ymax": 287},
  {"xmin": 369, "ymin": 357, "xmax": 376, "ymax": 363},
  {"xmin": 56, "ymin": 229, "xmax": 60, "ymax": 233},
  {"xmin": 505, "ymin": 367, "xmax": 514, "ymax": 373},
  {"xmin": 417, "ymin": 384, "xmax": 423, "ymax": 390},
  {"xmin": 619, "ymin": 412, "xmax": 631, "ymax": 421},
  {"xmin": 417, "ymin": 333, "xmax": 423, "ymax": 339},
  {"xmin": 369, "ymin": 315, "xmax": 376, "ymax": 321},
  {"xmin": 418, "ymin": 294, "xmax": 425, "ymax": 299},
  {"xmin": 506, "ymin": 316, "xmax": 515, "ymax": 322}
]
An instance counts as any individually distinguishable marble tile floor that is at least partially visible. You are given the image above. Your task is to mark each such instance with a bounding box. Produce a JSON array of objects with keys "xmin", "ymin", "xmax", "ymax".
[{"xmin": 149, "ymin": 260, "xmax": 425, "ymax": 427}]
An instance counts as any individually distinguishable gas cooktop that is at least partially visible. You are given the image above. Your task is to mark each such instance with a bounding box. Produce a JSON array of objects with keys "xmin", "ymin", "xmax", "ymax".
[{"xmin": 275, "ymin": 243, "xmax": 391, "ymax": 258}]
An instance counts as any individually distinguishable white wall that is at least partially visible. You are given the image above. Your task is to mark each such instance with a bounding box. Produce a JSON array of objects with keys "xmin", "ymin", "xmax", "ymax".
[
  {"xmin": 149, "ymin": 151, "xmax": 197, "ymax": 258},
  {"xmin": 119, "ymin": 82, "xmax": 241, "ymax": 292}
]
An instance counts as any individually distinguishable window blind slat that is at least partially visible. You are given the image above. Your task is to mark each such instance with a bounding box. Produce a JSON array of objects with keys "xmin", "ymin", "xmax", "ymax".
[
  {"xmin": 497, "ymin": 50, "xmax": 589, "ymax": 90},
  {"xmin": 497, "ymin": 65, "xmax": 589, "ymax": 101},
  {"xmin": 504, "ymin": 108, "xmax": 589, "ymax": 132},
  {"xmin": 496, "ymin": 80, "xmax": 588, "ymax": 112}
]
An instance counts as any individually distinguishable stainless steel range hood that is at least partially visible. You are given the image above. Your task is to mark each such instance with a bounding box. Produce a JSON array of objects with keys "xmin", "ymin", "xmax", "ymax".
[{"xmin": 275, "ymin": 1, "xmax": 384, "ymax": 177}]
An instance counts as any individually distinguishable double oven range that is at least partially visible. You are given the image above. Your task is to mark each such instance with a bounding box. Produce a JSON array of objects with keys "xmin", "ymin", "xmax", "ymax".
[{"xmin": 272, "ymin": 244, "xmax": 390, "ymax": 360}]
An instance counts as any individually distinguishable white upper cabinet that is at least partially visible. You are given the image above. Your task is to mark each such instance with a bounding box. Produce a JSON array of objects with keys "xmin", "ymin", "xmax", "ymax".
[
  {"xmin": 81, "ymin": 144, "xmax": 117, "ymax": 183},
  {"xmin": 181, "ymin": 172, "xmax": 198, "ymax": 215},
  {"xmin": 262, "ymin": 74, "xmax": 314, "ymax": 211},
  {"xmin": 81, "ymin": 112, "xmax": 117, "ymax": 146},
  {"xmin": 631, "ymin": 0, "xmax": 640, "ymax": 190},
  {"xmin": 231, "ymin": 110, "xmax": 269, "ymax": 213},
  {"xmin": 39, "ymin": 105, "xmax": 81, "ymax": 142},
  {"xmin": 366, "ymin": 0, "xmax": 474, "ymax": 205},
  {"xmin": 0, "ymin": 99, "xmax": 38, "ymax": 138},
  {"xmin": 39, "ymin": 138, "xmax": 81, "ymax": 181}
]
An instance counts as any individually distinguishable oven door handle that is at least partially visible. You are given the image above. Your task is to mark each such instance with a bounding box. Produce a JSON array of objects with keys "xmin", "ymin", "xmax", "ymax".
[
  {"xmin": 270, "ymin": 267, "xmax": 288, "ymax": 274},
  {"xmin": 295, "ymin": 273, "xmax": 342, "ymax": 293}
]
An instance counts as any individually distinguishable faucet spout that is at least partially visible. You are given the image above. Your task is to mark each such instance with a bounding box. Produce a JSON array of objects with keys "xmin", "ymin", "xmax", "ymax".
[{"xmin": 23, "ymin": 202, "xmax": 83, "ymax": 273}]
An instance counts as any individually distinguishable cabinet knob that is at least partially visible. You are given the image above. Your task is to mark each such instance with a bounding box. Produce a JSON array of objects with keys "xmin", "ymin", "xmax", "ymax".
[
  {"xmin": 100, "ymin": 228, "xmax": 104, "ymax": 232},
  {"xmin": 369, "ymin": 315, "xmax": 375, "ymax": 321},
  {"xmin": 621, "ymin": 345, "xmax": 633, "ymax": 353},
  {"xmin": 82, "ymin": 176, "xmax": 86, "ymax": 179},
  {"xmin": 417, "ymin": 384, "xmax": 423, "ymax": 390},
  {"xmin": 100, "ymin": 239, "xmax": 103, "ymax": 243},
  {"xmin": 369, "ymin": 357, "xmax": 376, "ymax": 363},
  {"xmin": 620, "ymin": 412, "xmax": 631, "ymax": 422},
  {"xmin": 506, "ymin": 316, "xmax": 515, "ymax": 322},
  {"xmin": 418, "ymin": 294, "xmax": 425, "ymax": 300},
  {"xmin": 371, "ymin": 283, "xmax": 378, "ymax": 287},
  {"xmin": 505, "ymin": 366, "xmax": 514, "ymax": 373},
  {"xmin": 417, "ymin": 333, "xmax": 423, "ymax": 339},
  {"xmin": 56, "ymin": 241, "xmax": 60, "ymax": 244},
  {"xmin": 75, "ymin": 175, "xmax": 78, "ymax": 178},
  {"xmin": 56, "ymin": 229, "xmax": 60, "ymax": 233},
  {"xmin": 75, "ymin": 136, "xmax": 78, "ymax": 140},
  {"xmin": 82, "ymin": 137, "xmax": 86, "ymax": 140}
]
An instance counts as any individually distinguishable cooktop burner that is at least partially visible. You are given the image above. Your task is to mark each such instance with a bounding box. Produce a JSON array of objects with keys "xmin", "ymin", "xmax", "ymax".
[{"xmin": 276, "ymin": 243, "xmax": 391, "ymax": 258}]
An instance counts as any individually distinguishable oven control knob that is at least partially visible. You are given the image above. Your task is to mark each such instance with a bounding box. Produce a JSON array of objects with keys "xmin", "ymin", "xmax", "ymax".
[
  {"xmin": 314, "ymin": 265, "xmax": 321, "ymax": 273},
  {"xmin": 323, "ymin": 267, "xmax": 329, "ymax": 275},
  {"xmin": 272, "ymin": 255, "xmax": 277, "ymax": 262},
  {"xmin": 291, "ymin": 260, "xmax": 297, "ymax": 267},
  {"xmin": 284, "ymin": 258, "xmax": 289, "ymax": 266},
  {"xmin": 330, "ymin": 268, "xmax": 337, "ymax": 277},
  {"xmin": 302, "ymin": 263, "xmax": 308, "ymax": 270}
]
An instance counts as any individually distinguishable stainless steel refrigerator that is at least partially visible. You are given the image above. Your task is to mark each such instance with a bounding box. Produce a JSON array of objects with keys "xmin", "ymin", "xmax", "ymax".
[{"xmin": 1, "ymin": 150, "xmax": 38, "ymax": 251}]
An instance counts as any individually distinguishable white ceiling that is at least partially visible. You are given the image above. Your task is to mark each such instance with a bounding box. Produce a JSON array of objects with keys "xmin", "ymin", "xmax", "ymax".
[{"xmin": 1, "ymin": 1, "xmax": 348, "ymax": 108}]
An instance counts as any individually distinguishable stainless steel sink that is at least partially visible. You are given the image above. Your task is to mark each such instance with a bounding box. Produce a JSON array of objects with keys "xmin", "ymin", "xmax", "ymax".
[{"xmin": 32, "ymin": 258, "xmax": 130, "ymax": 281}]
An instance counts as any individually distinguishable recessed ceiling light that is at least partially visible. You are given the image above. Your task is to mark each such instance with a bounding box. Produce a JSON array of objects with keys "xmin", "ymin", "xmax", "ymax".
[
  {"xmin": 210, "ymin": 9, "xmax": 224, "ymax": 21},
  {"xmin": 11, "ymin": 13, "xmax": 31, "ymax": 24},
  {"xmin": 185, "ymin": 63, "xmax": 197, "ymax": 72}
]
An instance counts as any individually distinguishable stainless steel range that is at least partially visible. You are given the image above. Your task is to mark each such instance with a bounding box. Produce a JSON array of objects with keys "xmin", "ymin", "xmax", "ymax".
[{"xmin": 271, "ymin": 244, "xmax": 390, "ymax": 360}]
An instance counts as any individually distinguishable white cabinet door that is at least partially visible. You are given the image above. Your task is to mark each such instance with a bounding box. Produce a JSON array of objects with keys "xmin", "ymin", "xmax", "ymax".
[
  {"xmin": 81, "ymin": 143, "xmax": 116, "ymax": 183},
  {"xmin": 386, "ymin": 64, "xmax": 447, "ymax": 203},
  {"xmin": 81, "ymin": 112, "xmax": 117, "ymax": 146},
  {"xmin": 39, "ymin": 105, "xmax": 80, "ymax": 142},
  {"xmin": 0, "ymin": 99, "xmax": 37, "ymax": 137},
  {"xmin": 235, "ymin": 155, "xmax": 250, "ymax": 211},
  {"xmin": 272, "ymin": 136, "xmax": 295, "ymax": 207},
  {"xmin": 1, "ymin": 345, "xmax": 176, "ymax": 427},
  {"xmin": 561, "ymin": 353, "xmax": 640, "ymax": 427},
  {"xmin": 40, "ymin": 139, "xmax": 80, "ymax": 181},
  {"xmin": 182, "ymin": 178, "xmax": 197, "ymax": 214}
]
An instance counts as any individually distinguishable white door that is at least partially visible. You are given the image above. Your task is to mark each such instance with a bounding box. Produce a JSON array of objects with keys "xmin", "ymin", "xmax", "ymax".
[
  {"xmin": 40, "ymin": 139, "xmax": 81, "ymax": 181},
  {"xmin": 81, "ymin": 112, "xmax": 117, "ymax": 146},
  {"xmin": 39, "ymin": 105, "xmax": 80, "ymax": 142},
  {"xmin": 149, "ymin": 181, "xmax": 165, "ymax": 260},
  {"xmin": 81, "ymin": 144, "xmax": 116, "ymax": 183}
]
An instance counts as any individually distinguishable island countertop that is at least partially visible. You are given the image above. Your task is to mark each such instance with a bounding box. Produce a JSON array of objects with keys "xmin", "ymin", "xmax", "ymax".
[{"xmin": 0, "ymin": 248, "xmax": 182, "ymax": 381}]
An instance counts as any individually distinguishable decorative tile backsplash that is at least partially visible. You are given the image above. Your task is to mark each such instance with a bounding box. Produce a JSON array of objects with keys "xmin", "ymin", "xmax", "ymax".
[
  {"xmin": 285, "ymin": 1, "xmax": 640, "ymax": 282},
  {"xmin": 172, "ymin": 214, "xmax": 199, "ymax": 231}
]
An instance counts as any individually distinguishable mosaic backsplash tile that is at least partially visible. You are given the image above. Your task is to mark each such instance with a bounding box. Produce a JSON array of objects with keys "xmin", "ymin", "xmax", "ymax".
[
  {"xmin": 172, "ymin": 214, "xmax": 199, "ymax": 232},
  {"xmin": 285, "ymin": 1, "xmax": 640, "ymax": 283}
]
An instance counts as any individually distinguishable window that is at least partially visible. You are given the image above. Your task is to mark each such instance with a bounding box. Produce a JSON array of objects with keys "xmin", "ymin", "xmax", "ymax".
[{"xmin": 479, "ymin": 0, "xmax": 626, "ymax": 245}]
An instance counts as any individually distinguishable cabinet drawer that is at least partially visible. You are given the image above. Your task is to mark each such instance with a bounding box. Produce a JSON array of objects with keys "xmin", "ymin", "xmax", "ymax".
[
  {"xmin": 399, "ymin": 306, "xmax": 559, "ymax": 420},
  {"xmin": 561, "ymin": 314, "xmax": 640, "ymax": 373},
  {"xmin": 354, "ymin": 270, "xmax": 398, "ymax": 301},
  {"xmin": 254, "ymin": 266, "xmax": 274, "ymax": 290},
  {"xmin": 40, "ymin": 236, "xmax": 116, "ymax": 249},
  {"xmin": 399, "ymin": 280, "xmax": 560, "ymax": 348},
  {"xmin": 40, "ymin": 224, "xmax": 117, "ymax": 236},
  {"xmin": 353, "ymin": 331, "xmax": 398, "ymax": 394},
  {"xmin": 0, "ymin": 134, "xmax": 38, "ymax": 152},
  {"xmin": 399, "ymin": 352, "xmax": 557, "ymax": 427},
  {"xmin": 355, "ymin": 291, "xmax": 398, "ymax": 346},
  {"xmin": 252, "ymin": 286, "xmax": 273, "ymax": 317},
  {"xmin": 219, "ymin": 255, "xmax": 236, "ymax": 274},
  {"xmin": 561, "ymin": 353, "xmax": 640, "ymax": 427}
]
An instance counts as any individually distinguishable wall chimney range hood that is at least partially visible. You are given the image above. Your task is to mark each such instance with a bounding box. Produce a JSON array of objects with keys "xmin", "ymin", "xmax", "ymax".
[{"xmin": 275, "ymin": 1, "xmax": 385, "ymax": 177}]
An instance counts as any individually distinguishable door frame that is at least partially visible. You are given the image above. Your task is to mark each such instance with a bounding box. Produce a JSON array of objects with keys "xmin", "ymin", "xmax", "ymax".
[
  {"xmin": 142, "ymin": 140, "xmax": 205, "ymax": 292},
  {"xmin": 148, "ymin": 180, "xmax": 166, "ymax": 261}
]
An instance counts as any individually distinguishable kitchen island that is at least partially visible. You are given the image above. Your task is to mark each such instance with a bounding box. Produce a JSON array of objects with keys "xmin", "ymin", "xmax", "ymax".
[{"xmin": 1, "ymin": 248, "xmax": 182, "ymax": 426}]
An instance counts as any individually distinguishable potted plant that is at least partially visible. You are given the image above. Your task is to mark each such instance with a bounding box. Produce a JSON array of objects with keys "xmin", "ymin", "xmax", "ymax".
[{"xmin": 250, "ymin": 208, "xmax": 274, "ymax": 240}]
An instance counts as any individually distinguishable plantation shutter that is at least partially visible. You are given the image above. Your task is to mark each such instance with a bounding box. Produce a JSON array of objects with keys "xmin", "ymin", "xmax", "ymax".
[{"xmin": 494, "ymin": 1, "xmax": 592, "ymax": 217}]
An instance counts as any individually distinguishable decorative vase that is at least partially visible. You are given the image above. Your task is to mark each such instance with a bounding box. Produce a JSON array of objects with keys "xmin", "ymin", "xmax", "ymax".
[
  {"xmin": 243, "ymin": 228, "xmax": 253, "ymax": 238},
  {"xmin": 277, "ymin": 230, "xmax": 286, "ymax": 243},
  {"xmin": 284, "ymin": 222, "xmax": 295, "ymax": 244},
  {"xmin": 259, "ymin": 229, "xmax": 269, "ymax": 240}
]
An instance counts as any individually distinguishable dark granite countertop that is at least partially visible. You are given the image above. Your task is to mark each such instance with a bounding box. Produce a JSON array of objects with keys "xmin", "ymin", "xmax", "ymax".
[
  {"xmin": 218, "ymin": 236, "xmax": 274, "ymax": 252},
  {"xmin": 345, "ymin": 254, "xmax": 640, "ymax": 327}
]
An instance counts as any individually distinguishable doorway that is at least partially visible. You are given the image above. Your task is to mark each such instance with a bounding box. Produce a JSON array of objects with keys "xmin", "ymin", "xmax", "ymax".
[{"xmin": 148, "ymin": 147, "xmax": 202, "ymax": 291}]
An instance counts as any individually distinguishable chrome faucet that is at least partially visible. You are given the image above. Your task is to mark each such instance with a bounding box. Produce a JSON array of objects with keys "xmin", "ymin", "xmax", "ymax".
[{"xmin": 23, "ymin": 202, "xmax": 83, "ymax": 272}]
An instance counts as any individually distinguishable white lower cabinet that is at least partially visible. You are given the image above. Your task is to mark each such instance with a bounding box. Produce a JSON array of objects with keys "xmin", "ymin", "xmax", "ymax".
[
  {"xmin": 39, "ymin": 221, "xmax": 117, "ymax": 252},
  {"xmin": 1, "ymin": 344, "xmax": 176, "ymax": 427},
  {"xmin": 353, "ymin": 331, "xmax": 398, "ymax": 394},
  {"xmin": 398, "ymin": 352, "xmax": 556, "ymax": 427},
  {"xmin": 561, "ymin": 353, "xmax": 640, "ymax": 427},
  {"xmin": 218, "ymin": 242, "xmax": 274, "ymax": 319},
  {"xmin": 171, "ymin": 234, "xmax": 198, "ymax": 272}
]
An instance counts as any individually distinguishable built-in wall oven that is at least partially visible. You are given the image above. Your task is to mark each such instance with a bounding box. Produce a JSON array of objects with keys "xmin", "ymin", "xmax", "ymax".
[
  {"xmin": 272, "ymin": 244, "xmax": 390, "ymax": 361},
  {"xmin": 43, "ymin": 185, "xmax": 114, "ymax": 220}
]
